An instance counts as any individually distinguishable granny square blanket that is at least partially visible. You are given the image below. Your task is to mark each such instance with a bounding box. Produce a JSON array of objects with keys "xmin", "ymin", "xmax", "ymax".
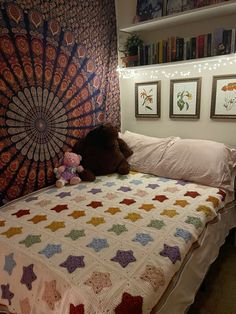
[{"xmin": 0, "ymin": 172, "xmax": 226, "ymax": 314}]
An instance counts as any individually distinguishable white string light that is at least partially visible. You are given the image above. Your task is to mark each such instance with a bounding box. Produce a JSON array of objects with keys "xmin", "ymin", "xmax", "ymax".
[{"xmin": 117, "ymin": 53, "xmax": 236, "ymax": 79}]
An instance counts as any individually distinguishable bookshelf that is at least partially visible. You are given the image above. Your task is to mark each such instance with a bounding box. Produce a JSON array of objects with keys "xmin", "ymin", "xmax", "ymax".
[
  {"xmin": 120, "ymin": 1, "xmax": 236, "ymax": 33},
  {"xmin": 118, "ymin": 1, "xmax": 236, "ymax": 67}
]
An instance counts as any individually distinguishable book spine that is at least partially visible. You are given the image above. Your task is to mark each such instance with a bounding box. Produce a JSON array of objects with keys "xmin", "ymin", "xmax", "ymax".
[
  {"xmin": 207, "ymin": 33, "xmax": 212, "ymax": 57},
  {"xmin": 197, "ymin": 35, "xmax": 205, "ymax": 58},
  {"xmin": 159, "ymin": 40, "xmax": 163, "ymax": 63},
  {"xmin": 204, "ymin": 34, "xmax": 208, "ymax": 57},
  {"xmin": 171, "ymin": 36, "xmax": 176, "ymax": 62},
  {"xmin": 213, "ymin": 27, "xmax": 224, "ymax": 55},
  {"xmin": 190, "ymin": 37, "xmax": 196, "ymax": 59},
  {"xmin": 231, "ymin": 28, "xmax": 236, "ymax": 53}
]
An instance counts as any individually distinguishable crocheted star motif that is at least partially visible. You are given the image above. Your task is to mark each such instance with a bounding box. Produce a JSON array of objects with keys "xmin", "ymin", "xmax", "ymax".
[
  {"xmin": 105, "ymin": 193, "xmax": 118, "ymax": 200},
  {"xmin": 28, "ymin": 215, "xmax": 47, "ymax": 224},
  {"xmin": 60, "ymin": 255, "xmax": 85, "ymax": 273},
  {"xmin": 65, "ymin": 229, "xmax": 85, "ymax": 241},
  {"xmin": 42, "ymin": 280, "xmax": 61, "ymax": 310},
  {"xmin": 87, "ymin": 201, "xmax": 103, "ymax": 208},
  {"xmin": 175, "ymin": 228, "xmax": 192, "ymax": 243},
  {"xmin": 0, "ymin": 220, "xmax": 5, "ymax": 227},
  {"xmin": 206, "ymin": 196, "xmax": 219, "ymax": 208},
  {"xmin": 130, "ymin": 179, "xmax": 142, "ymax": 185},
  {"xmin": 73, "ymin": 196, "xmax": 86, "ymax": 203},
  {"xmin": 217, "ymin": 189, "xmax": 226, "ymax": 201},
  {"xmin": 1, "ymin": 284, "xmax": 14, "ymax": 305},
  {"xmin": 174, "ymin": 200, "xmax": 189, "ymax": 208},
  {"xmin": 158, "ymin": 177, "xmax": 171, "ymax": 182},
  {"xmin": 1, "ymin": 227, "xmax": 23, "ymax": 238},
  {"xmin": 117, "ymin": 174, "xmax": 128, "ymax": 180},
  {"xmin": 147, "ymin": 183, "xmax": 159, "ymax": 189},
  {"xmin": 19, "ymin": 234, "xmax": 41, "ymax": 247},
  {"xmin": 12, "ymin": 209, "xmax": 30, "ymax": 218},
  {"xmin": 132, "ymin": 233, "xmax": 154, "ymax": 246},
  {"xmin": 75, "ymin": 184, "xmax": 87, "ymax": 190},
  {"xmin": 124, "ymin": 212, "xmax": 142, "ymax": 222},
  {"xmin": 115, "ymin": 292, "xmax": 143, "ymax": 314},
  {"xmin": 139, "ymin": 204, "xmax": 155, "ymax": 212},
  {"xmin": 20, "ymin": 297, "xmax": 31, "ymax": 314},
  {"xmin": 152, "ymin": 195, "xmax": 168, "ymax": 202},
  {"xmin": 140, "ymin": 265, "xmax": 165, "ymax": 291},
  {"xmin": 108, "ymin": 224, "xmax": 128, "ymax": 235},
  {"xmin": 45, "ymin": 221, "xmax": 65, "ymax": 232},
  {"xmin": 184, "ymin": 191, "xmax": 200, "ymax": 198},
  {"xmin": 111, "ymin": 250, "xmax": 136, "ymax": 268},
  {"xmin": 176, "ymin": 180, "xmax": 189, "ymax": 186},
  {"xmin": 88, "ymin": 188, "xmax": 102, "ymax": 195},
  {"xmin": 39, "ymin": 244, "xmax": 62, "ymax": 258},
  {"xmin": 160, "ymin": 209, "xmax": 179, "ymax": 218},
  {"xmin": 118, "ymin": 186, "xmax": 132, "ymax": 192},
  {"xmin": 86, "ymin": 217, "xmax": 105, "ymax": 226},
  {"xmin": 56, "ymin": 192, "xmax": 71, "ymax": 198},
  {"xmin": 87, "ymin": 238, "xmax": 109, "ymax": 252},
  {"xmin": 185, "ymin": 216, "xmax": 203, "ymax": 229},
  {"xmin": 4, "ymin": 253, "xmax": 16, "ymax": 275},
  {"xmin": 36, "ymin": 200, "xmax": 51, "ymax": 206},
  {"xmin": 119, "ymin": 198, "xmax": 136, "ymax": 205},
  {"xmin": 196, "ymin": 205, "xmax": 212, "ymax": 217},
  {"xmin": 134, "ymin": 189, "xmax": 148, "ymax": 197},
  {"xmin": 68, "ymin": 211, "xmax": 86, "ymax": 219},
  {"xmin": 147, "ymin": 219, "xmax": 165, "ymax": 230},
  {"xmin": 84, "ymin": 271, "xmax": 112, "ymax": 294},
  {"xmin": 105, "ymin": 207, "xmax": 121, "ymax": 215},
  {"xmin": 20, "ymin": 264, "xmax": 37, "ymax": 290},
  {"xmin": 25, "ymin": 196, "xmax": 38, "ymax": 202},
  {"xmin": 50, "ymin": 204, "xmax": 68, "ymax": 213},
  {"xmin": 164, "ymin": 186, "xmax": 179, "ymax": 193},
  {"xmin": 69, "ymin": 303, "xmax": 85, "ymax": 314},
  {"xmin": 104, "ymin": 181, "xmax": 116, "ymax": 187},
  {"xmin": 160, "ymin": 244, "xmax": 181, "ymax": 264}
]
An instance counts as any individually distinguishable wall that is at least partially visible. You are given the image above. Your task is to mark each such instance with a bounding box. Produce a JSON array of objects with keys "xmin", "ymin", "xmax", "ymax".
[{"xmin": 115, "ymin": 0, "xmax": 236, "ymax": 146}]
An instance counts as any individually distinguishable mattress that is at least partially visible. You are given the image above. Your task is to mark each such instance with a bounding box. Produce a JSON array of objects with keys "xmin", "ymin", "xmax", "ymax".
[{"xmin": 0, "ymin": 172, "xmax": 232, "ymax": 314}]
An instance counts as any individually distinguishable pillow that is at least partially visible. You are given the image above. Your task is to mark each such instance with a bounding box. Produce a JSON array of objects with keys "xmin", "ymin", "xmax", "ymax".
[
  {"xmin": 119, "ymin": 131, "xmax": 179, "ymax": 174},
  {"xmin": 120, "ymin": 131, "xmax": 236, "ymax": 192},
  {"xmin": 155, "ymin": 139, "xmax": 236, "ymax": 191}
]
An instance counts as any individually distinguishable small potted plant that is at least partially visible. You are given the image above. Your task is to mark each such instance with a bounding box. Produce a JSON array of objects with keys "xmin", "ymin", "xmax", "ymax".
[{"xmin": 121, "ymin": 33, "xmax": 143, "ymax": 67}]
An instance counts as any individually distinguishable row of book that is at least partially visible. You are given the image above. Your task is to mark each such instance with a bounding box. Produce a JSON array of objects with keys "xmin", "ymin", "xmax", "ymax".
[
  {"xmin": 137, "ymin": 28, "xmax": 236, "ymax": 66},
  {"xmin": 136, "ymin": 0, "xmax": 229, "ymax": 23}
]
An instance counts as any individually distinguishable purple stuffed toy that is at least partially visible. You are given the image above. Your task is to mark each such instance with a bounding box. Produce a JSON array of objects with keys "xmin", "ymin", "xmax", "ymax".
[{"xmin": 54, "ymin": 152, "xmax": 84, "ymax": 188}]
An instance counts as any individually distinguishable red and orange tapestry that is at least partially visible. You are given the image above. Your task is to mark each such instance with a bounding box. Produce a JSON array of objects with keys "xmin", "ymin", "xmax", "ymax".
[{"xmin": 0, "ymin": 1, "xmax": 119, "ymax": 205}]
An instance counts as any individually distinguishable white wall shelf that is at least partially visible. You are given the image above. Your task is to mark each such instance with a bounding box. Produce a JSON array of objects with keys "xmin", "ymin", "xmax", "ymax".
[{"xmin": 120, "ymin": 0, "xmax": 236, "ymax": 33}]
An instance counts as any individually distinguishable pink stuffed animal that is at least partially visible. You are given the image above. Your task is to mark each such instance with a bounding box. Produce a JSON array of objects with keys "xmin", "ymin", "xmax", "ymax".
[{"xmin": 54, "ymin": 152, "xmax": 84, "ymax": 188}]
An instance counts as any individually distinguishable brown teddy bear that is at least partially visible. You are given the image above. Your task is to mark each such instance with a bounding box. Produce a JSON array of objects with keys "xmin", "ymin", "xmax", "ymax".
[{"xmin": 73, "ymin": 123, "xmax": 133, "ymax": 181}]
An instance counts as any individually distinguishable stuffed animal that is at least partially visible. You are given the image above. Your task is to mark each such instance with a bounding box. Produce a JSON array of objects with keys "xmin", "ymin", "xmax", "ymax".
[
  {"xmin": 54, "ymin": 152, "xmax": 84, "ymax": 188},
  {"xmin": 73, "ymin": 123, "xmax": 133, "ymax": 181}
]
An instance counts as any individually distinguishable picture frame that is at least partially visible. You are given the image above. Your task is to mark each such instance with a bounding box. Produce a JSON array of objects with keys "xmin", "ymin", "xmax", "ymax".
[
  {"xmin": 135, "ymin": 81, "xmax": 161, "ymax": 118},
  {"xmin": 211, "ymin": 75, "xmax": 236, "ymax": 119},
  {"xmin": 136, "ymin": 0, "xmax": 165, "ymax": 22},
  {"xmin": 169, "ymin": 77, "xmax": 201, "ymax": 119}
]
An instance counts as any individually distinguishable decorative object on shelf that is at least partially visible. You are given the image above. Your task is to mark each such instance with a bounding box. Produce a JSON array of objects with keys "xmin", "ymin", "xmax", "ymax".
[
  {"xmin": 166, "ymin": 0, "xmax": 182, "ymax": 15},
  {"xmin": 135, "ymin": 81, "xmax": 161, "ymax": 117},
  {"xmin": 170, "ymin": 78, "xmax": 201, "ymax": 119},
  {"xmin": 121, "ymin": 33, "xmax": 143, "ymax": 67},
  {"xmin": 123, "ymin": 33, "xmax": 144, "ymax": 56},
  {"xmin": 136, "ymin": 0, "xmax": 165, "ymax": 22},
  {"xmin": 211, "ymin": 74, "xmax": 236, "ymax": 119}
]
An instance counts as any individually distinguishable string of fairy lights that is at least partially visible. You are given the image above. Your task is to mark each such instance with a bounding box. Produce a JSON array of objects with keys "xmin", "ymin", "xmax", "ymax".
[{"xmin": 117, "ymin": 53, "xmax": 236, "ymax": 79}]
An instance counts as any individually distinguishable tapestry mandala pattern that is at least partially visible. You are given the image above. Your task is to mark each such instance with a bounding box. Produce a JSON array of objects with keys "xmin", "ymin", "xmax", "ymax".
[{"xmin": 0, "ymin": 1, "xmax": 119, "ymax": 205}]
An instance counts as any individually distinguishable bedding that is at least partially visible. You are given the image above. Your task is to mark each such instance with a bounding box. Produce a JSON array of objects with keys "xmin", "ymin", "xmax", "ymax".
[
  {"xmin": 0, "ymin": 171, "xmax": 230, "ymax": 314},
  {"xmin": 120, "ymin": 131, "xmax": 236, "ymax": 192}
]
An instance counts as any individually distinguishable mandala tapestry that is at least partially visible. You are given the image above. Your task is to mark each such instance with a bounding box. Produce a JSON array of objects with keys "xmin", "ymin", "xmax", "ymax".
[{"xmin": 0, "ymin": 1, "xmax": 120, "ymax": 205}]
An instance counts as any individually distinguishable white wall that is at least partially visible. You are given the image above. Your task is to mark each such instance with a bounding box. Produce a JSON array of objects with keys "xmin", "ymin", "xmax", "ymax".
[
  {"xmin": 119, "ymin": 59, "xmax": 236, "ymax": 146},
  {"xmin": 115, "ymin": 0, "xmax": 236, "ymax": 146}
]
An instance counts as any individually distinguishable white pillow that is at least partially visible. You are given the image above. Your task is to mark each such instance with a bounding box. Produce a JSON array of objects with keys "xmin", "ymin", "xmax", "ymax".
[
  {"xmin": 120, "ymin": 131, "xmax": 236, "ymax": 192},
  {"xmin": 155, "ymin": 138, "xmax": 236, "ymax": 191},
  {"xmin": 119, "ymin": 131, "xmax": 179, "ymax": 174}
]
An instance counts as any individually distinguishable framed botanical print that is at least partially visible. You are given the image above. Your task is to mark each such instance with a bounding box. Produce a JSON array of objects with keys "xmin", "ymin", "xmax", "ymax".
[
  {"xmin": 135, "ymin": 81, "xmax": 161, "ymax": 118},
  {"xmin": 211, "ymin": 75, "xmax": 236, "ymax": 119},
  {"xmin": 169, "ymin": 78, "xmax": 201, "ymax": 119}
]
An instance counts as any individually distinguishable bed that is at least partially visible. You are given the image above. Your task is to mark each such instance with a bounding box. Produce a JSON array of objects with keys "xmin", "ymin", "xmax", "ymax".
[{"xmin": 1, "ymin": 132, "xmax": 236, "ymax": 314}]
